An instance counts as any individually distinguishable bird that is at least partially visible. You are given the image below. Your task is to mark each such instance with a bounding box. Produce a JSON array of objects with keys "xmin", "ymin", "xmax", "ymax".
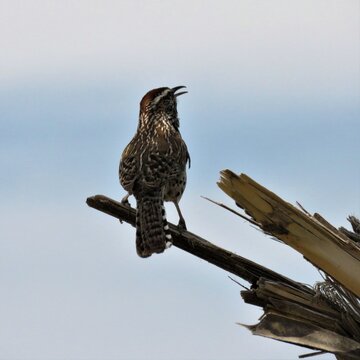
[{"xmin": 119, "ymin": 86, "xmax": 190, "ymax": 258}]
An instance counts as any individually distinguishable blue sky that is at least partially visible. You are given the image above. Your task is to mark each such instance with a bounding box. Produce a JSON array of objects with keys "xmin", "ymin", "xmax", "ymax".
[{"xmin": 0, "ymin": 1, "xmax": 359, "ymax": 359}]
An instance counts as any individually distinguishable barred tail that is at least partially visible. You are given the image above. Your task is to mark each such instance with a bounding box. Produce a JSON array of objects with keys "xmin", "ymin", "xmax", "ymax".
[{"xmin": 135, "ymin": 189, "xmax": 172, "ymax": 258}]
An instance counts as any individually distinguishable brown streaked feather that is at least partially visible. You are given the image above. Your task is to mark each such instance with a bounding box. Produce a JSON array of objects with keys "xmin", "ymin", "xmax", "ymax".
[{"xmin": 119, "ymin": 86, "xmax": 189, "ymax": 257}]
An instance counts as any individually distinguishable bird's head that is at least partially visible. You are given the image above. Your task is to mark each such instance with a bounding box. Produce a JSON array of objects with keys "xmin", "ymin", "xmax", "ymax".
[{"xmin": 139, "ymin": 86, "xmax": 187, "ymax": 128}]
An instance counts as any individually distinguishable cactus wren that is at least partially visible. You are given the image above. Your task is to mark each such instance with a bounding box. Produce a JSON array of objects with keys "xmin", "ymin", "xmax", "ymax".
[{"xmin": 119, "ymin": 86, "xmax": 190, "ymax": 258}]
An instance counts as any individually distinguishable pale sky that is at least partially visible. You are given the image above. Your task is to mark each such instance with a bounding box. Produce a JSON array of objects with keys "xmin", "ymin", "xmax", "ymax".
[{"xmin": 0, "ymin": 1, "xmax": 359, "ymax": 359}]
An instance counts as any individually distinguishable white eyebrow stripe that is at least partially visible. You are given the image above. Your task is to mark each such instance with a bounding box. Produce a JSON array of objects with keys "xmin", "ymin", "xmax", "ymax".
[{"xmin": 153, "ymin": 89, "xmax": 171, "ymax": 105}]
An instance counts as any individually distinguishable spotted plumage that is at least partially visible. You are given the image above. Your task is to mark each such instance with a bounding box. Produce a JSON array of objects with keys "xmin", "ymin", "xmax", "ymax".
[{"xmin": 119, "ymin": 86, "xmax": 190, "ymax": 258}]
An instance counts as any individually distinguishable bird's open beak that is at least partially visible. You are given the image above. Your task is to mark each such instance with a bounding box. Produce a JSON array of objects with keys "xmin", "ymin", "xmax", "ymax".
[{"xmin": 172, "ymin": 86, "xmax": 188, "ymax": 97}]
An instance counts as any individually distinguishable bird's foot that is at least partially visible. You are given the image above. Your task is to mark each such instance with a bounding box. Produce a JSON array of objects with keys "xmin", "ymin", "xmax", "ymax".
[
  {"xmin": 119, "ymin": 195, "xmax": 131, "ymax": 224},
  {"xmin": 121, "ymin": 194, "xmax": 131, "ymax": 207},
  {"xmin": 121, "ymin": 199, "xmax": 131, "ymax": 207},
  {"xmin": 178, "ymin": 219, "xmax": 187, "ymax": 231}
]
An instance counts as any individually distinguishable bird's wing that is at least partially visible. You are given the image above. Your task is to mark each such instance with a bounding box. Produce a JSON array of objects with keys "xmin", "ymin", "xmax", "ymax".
[{"xmin": 119, "ymin": 137, "xmax": 140, "ymax": 192}]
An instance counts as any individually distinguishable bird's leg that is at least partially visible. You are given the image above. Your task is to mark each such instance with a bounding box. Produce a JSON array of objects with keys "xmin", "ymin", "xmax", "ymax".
[
  {"xmin": 174, "ymin": 201, "xmax": 187, "ymax": 230},
  {"xmin": 121, "ymin": 193, "xmax": 131, "ymax": 206},
  {"xmin": 119, "ymin": 193, "xmax": 132, "ymax": 224}
]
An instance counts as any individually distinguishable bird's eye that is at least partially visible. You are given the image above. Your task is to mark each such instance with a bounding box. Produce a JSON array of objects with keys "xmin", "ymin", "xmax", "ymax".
[{"xmin": 164, "ymin": 101, "xmax": 174, "ymax": 112}]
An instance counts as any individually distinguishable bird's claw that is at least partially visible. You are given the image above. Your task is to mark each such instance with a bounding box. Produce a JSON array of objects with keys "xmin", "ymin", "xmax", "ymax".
[
  {"xmin": 178, "ymin": 219, "xmax": 187, "ymax": 231},
  {"xmin": 121, "ymin": 199, "xmax": 131, "ymax": 207},
  {"xmin": 121, "ymin": 194, "xmax": 131, "ymax": 207}
]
